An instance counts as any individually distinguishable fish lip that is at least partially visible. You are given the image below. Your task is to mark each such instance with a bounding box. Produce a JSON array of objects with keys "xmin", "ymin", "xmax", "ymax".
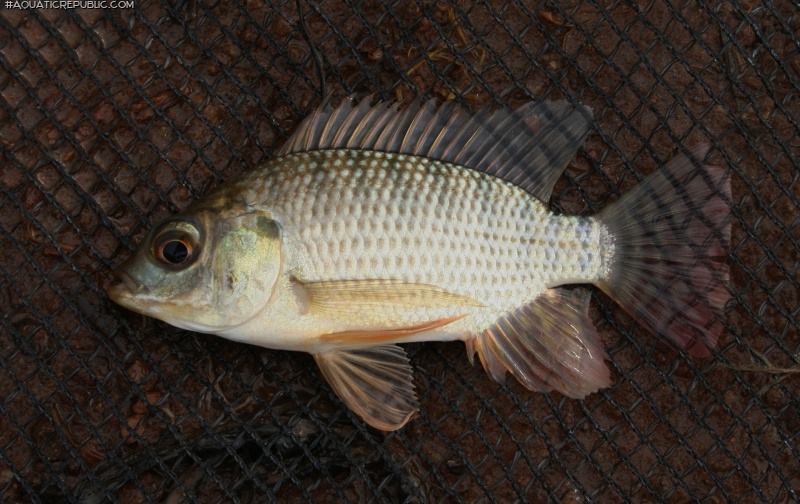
[
  {"xmin": 108, "ymin": 268, "xmax": 147, "ymax": 301},
  {"xmin": 116, "ymin": 268, "xmax": 143, "ymax": 291}
]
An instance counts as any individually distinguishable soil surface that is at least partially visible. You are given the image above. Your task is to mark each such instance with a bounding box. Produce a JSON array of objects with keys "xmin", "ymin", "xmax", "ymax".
[{"xmin": 1, "ymin": 0, "xmax": 798, "ymax": 502}]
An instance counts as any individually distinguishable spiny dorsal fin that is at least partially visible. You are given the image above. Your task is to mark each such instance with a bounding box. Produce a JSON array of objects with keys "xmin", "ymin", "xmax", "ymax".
[
  {"xmin": 277, "ymin": 97, "xmax": 594, "ymax": 201},
  {"xmin": 468, "ymin": 288, "xmax": 611, "ymax": 398},
  {"xmin": 314, "ymin": 344, "xmax": 418, "ymax": 431}
]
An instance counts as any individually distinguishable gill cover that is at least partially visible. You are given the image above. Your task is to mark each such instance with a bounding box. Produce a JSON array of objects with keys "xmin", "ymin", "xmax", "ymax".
[{"xmin": 208, "ymin": 212, "xmax": 282, "ymax": 328}]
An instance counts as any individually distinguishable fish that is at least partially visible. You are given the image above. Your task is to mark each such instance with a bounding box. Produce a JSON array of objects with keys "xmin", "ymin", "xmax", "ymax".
[{"xmin": 108, "ymin": 97, "xmax": 731, "ymax": 431}]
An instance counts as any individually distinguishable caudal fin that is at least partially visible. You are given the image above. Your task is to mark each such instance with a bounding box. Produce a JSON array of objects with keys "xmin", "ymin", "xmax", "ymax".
[{"xmin": 597, "ymin": 145, "xmax": 731, "ymax": 357}]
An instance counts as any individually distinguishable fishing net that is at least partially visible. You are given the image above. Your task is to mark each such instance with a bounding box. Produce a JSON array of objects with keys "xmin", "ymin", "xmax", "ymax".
[{"xmin": 1, "ymin": 0, "xmax": 798, "ymax": 501}]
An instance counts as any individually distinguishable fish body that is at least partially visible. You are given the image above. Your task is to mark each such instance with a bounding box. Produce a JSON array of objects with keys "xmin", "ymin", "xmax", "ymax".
[
  {"xmin": 109, "ymin": 98, "xmax": 731, "ymax": 430},
  {"xmin": 210, "ymin": 149, "xmax": 612, "ymax": 352}
]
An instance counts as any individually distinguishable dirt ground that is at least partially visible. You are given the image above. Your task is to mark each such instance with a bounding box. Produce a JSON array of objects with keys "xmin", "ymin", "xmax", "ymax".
[{"xmin": 0, "ymin": 0, "xmax": 798, "ymax": 502}]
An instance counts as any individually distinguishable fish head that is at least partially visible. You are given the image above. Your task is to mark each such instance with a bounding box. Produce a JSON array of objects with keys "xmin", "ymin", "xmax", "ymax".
[{"xmin": 108, "ymin": 204, "xmax": 282, "ymax": 333}]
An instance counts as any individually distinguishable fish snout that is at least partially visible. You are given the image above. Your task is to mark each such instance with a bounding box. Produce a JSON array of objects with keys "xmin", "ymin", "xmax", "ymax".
[{"xmin": 107, "ymin": 268, "xmax": 146, "ymax": 302}]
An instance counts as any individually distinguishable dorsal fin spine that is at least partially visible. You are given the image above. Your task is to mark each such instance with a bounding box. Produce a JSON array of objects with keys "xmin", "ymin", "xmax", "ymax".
[{"xmin": 402, "ymin": 100, "xmax": 436, "ymax": 154}]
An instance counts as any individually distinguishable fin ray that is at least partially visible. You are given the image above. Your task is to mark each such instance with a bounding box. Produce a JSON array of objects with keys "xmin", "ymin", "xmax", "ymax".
[{"xmin": 402, "ymin": 99, "xmax": 437, "ymax": 153}]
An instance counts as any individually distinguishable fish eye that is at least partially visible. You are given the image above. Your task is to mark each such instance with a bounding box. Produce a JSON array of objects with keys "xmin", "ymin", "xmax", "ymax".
[
  {"xmin": 157, "ymin": 238, "xmax": 192, "ymax": 265},
  {"xmin": 151, "ymin": 220, "xmax": 201, "ymax": 269}
]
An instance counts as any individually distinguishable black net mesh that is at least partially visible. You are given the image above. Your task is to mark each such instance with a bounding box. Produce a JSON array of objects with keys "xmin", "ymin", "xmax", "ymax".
[{"xmin": 1, "ymin": 0, "xmax": 799, "ymax": 502}]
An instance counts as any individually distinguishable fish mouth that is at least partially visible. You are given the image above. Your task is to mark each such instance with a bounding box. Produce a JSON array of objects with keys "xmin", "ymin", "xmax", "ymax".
[{"xmin": 107, "ymin": 268, "xmax": 147, "ymax": 304}]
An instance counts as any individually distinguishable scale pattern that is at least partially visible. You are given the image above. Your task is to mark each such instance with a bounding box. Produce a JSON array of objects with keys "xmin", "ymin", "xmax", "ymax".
[{"xmin": 233, "ymin": 149, "xmax": 612, "ymax": 324}]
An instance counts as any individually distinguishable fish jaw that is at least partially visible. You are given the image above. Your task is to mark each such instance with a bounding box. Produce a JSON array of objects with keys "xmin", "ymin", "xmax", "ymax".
[
  {"xmin": 108, "ymin": 272, "xmax": 220, "ymax": 333},
  {"xmin": 107, "ymin": 281, "xmax": 148, "ymax": 316},
  {"xmin": 107, "ymin": 264, "xmax": 164, "ymax": 318}
]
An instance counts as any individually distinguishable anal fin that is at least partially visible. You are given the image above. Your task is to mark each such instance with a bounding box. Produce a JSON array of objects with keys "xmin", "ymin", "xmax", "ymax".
[
  {"xmin": 469, "ymin": 288, "xmax": 611, "ymax": 398},
  {"xmin": 314, "ymin": 344, "xmax": 418, "ymax": 431}
]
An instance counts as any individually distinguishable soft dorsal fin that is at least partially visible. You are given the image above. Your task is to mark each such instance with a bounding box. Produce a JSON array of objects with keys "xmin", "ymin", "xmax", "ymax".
[
  {"xmin": 277, "ymin": 97, "xmax": 593, "ymax": 202},
  {"xmin": 314, "ymin": 344, "xmax": 418, "ymax": 431},
  {"xmin": 466, "ymin": 287, "xmax": 611, "ymax": 398}
]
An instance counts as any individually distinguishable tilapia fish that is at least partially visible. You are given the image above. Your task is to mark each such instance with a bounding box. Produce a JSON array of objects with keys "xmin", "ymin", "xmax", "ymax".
[{"xmin": 108, "ymin": 97, "xmax": 731, "ymax": 430}]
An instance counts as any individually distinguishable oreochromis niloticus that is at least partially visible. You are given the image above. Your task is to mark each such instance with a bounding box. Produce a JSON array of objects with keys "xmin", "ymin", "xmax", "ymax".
[{"xmin": 108, "ymin": 97, "xmax": 731, "ymax": 431}]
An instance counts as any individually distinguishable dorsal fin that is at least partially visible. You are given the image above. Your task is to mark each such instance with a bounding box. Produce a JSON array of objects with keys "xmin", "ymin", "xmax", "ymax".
[{"xmin": 276, "ymin": 97, "xmax": 593, "ymax": 202}]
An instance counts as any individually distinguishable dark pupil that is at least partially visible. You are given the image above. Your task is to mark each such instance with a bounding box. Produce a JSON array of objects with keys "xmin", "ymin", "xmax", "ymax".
[{"xmin": 162, "ymin": 240, "xmax": 189, "ymax": 264}]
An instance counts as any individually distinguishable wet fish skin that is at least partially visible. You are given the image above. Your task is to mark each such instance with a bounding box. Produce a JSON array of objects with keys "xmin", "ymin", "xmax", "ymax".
[{"xmin": 108, "ymin": 98, "xmax": 731, "ymax": 431}]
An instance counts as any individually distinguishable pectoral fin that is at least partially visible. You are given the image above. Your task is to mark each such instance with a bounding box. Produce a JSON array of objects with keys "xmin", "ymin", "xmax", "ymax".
[
  {"xmin": 314, "ymin": 344, "xmax": 418, "ymax": 431},
  {"xmin": 321, "ymin": 313, "xmax": 468, "ymax": 344},
  {"xmin": 298, "ymin": 279, "xmax": 482, "ymax": 316}
]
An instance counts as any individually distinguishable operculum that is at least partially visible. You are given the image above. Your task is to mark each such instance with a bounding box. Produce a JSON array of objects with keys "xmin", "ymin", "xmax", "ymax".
[{"xmin": 209, "ymin": 213, "xmax": 282, "ymax": 328}]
